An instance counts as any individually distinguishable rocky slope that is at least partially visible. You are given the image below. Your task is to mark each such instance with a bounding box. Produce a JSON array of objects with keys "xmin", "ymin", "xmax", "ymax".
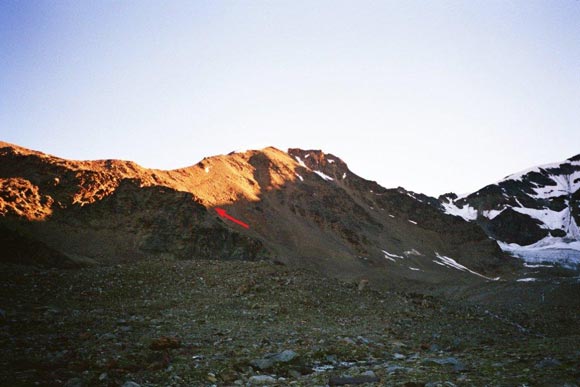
[
  {"xmin": 0, "ymin": 141, "xmax": 506, "ymax": 286},
  {"xmin": 439, "ymin": 154, "xmax": 580, "ymax": 267}
]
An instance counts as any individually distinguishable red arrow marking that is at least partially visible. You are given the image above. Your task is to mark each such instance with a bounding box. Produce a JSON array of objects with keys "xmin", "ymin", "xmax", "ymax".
[{"xmin": 215, "ymin": 208, "xmax": 250, "ymax": 229}]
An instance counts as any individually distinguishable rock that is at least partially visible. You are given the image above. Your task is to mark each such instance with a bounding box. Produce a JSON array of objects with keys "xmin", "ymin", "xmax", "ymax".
[
  {"xmin": 425, "ymin": 382, "xmax": 457, "ymax": 387},
  {"xmin": 271, "ymin": 350, "xmax": 298, "ymax": 363},
  {"xmin": 357, "ymin": 279, "xmax": 369, "ymax": 291},
  {"xmin": 100, "ymin": 333, "xmax": 117, "ymax": 341},
  {"xmin": 424, "ymin": 357, "xmax": 465, "ymax": 372},
  {"xmin": 535, "ymin": 357, "xmax": 561, "ymax": 368},
  {"xmin": 122, "ymin": 382, "xmax": 141, "ymax": 387},
  {"xmin": 361, "ymin": 370, "xmax": 377, "ymax": 378},
  {"xmin": 64, "ymin": 378, "xmax": 83, "ymax": 387},
  {"xmin": 149, "ymin": 336, "xmax": 181, "ymax": 350},
  {"xmin": 357, "ymin": 336, "xmax": 372, "ymax": 344},
  {"xmin": 251, "ymin": 350, "xmax": 298, "ymax": 370},
  {"xmin": 250, "ymin": 358, "xmax": 275, "ymax": 370},
  {"xmin": 451, "ymin": 338, "xmax": 462, "ymax": 348},
  {"xmin": 386, "ymin": 365, "xmax": 410, "ymax": 373},
  {"xmin": 339, "ymin": 337, "xmax": 356, "ymax": 345},
  {"xmin": 326, "ymin": 355, "xmax": 338, "ymax": 363},
  {"xmin": 329, "ymin": 374, "xmax": 380, "ymax": 385},
  {"xmin": 98, "ymin": 372, "xmax": 107, "ymax": 381},
  {"xmin": 207, "ymin": 373, "xmax": 217, "ymax": 383},
  {"xmin": 393, "ymin": 353, "xmax": 406, "ymax": 360},
  {"xmin": 249, "ymin": 375, "xmax": 277, "ymax": 384},
  {"xmin": 146, "ymin": 351, "xmax": 170, "ymax": 370},
  {"xmin": 219, "ymin": 369, "xmax": 239, "ymax": 383}
]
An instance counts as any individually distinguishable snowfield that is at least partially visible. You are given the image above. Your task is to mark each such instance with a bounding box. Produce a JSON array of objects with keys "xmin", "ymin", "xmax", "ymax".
[{"xmin": 498, "ymin": 238, "xmax": 580, "ymax": 268}]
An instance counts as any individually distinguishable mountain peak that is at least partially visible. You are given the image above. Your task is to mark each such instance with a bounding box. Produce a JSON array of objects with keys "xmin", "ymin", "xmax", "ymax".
[
  {"xmin": 287, "ymin": 148, "xmax": 350, "ymax": 182},
  {"xmin": 288, "ymin": 148, "xmax": 347, "ymax": 167}
]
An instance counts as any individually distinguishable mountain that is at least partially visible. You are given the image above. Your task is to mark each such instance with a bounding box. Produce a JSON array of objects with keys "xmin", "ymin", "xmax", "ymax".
[
  {"xmin": 439, "ymin": 154, "xmax": 580, "ymax": 267},
  {"xmin": 0, "ymin": 141, "xmax": 506, "ymax": 287}
]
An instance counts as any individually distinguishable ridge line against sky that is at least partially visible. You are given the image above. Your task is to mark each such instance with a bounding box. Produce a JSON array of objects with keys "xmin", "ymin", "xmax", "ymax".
[{"xmin": 1, "ymin": 1, "xmax": 579, "ymax": 196}]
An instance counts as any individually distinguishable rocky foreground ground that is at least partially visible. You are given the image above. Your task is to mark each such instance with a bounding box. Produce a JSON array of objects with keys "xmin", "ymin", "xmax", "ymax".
[{"xmin": 1, "ymin": 259, "xmax": 579, "ymax": 386}]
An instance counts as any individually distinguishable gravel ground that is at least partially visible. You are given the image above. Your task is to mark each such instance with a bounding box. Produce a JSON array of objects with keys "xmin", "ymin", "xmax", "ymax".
[{"xmin": 1, "ymin": 259, "xmax": 579, "ymax": 386}]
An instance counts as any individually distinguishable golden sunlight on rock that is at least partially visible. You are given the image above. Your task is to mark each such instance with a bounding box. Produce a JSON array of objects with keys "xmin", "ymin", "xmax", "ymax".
[{"xmin": 0, "ymin": 178, "xmax": 53, "ymax": 220}]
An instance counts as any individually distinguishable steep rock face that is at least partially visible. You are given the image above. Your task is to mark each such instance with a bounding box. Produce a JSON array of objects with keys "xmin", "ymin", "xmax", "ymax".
[
  {"xmin": 0, "ymin": 142, "xmax": 506, "ymax": 286},
  {"xmin": 439, "ymin": 154, "xmax": 580, "ymax": 266}
]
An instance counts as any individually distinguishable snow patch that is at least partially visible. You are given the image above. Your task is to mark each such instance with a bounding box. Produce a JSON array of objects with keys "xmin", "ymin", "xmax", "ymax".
[
  {"xmin": 408, "ymin": 219, "xmax": 417, "ymax": 225},
  {"xmin": 404, "ymin": 249, "xmax": 422, "ymax": 257},
  {"xmin": 382, "ymin": 250, "xmax": 404, "ymax": 260},
  {"xmin": 481, "ymin": 209, "xmax": 504, "ymax": 220},
  {"xmin": 342, "ymin": 172, "xmax": 347, "ymax": 179},
  {"xmin": 441, "ymin": 201, "xmax": 478, "ymax": 221},
  {"xmin": 409, "ymin": 267, "xmax": 421, "ymax": 271},
  {"xmin": 517, "ymin": 278, "xmax": 537, "ymax": 282},
  {"xmin": 327, "ymin": 159, "xmax": 335, "ymax": 164},
  {"xmin": 523, "ymin": 262, "xmax": 553, "ymax": 268},
  {"xmin": 204, "ymin": 167, "xmax": 211, "ymax": 173},
  {"xmin": 532, "ymin": 186, "xmax": 563, "ymax": 199},
  {"xmin": 313, "ymin": 170, "xmax": 334, "ymax": 181},
  {"xmin": 512, "ymin": 206, "xmax": 569, "ymax": 230},
  {"xmin": 435, "ymin": 253, "xmax": 498, "ymax": 281},
  {"xmin": 405, "ymin": 192, "xmax": 424, "ymax": 203},
  {"xmin": 295, "ymin": 173, "xmax": 303, "ymax": 182},
  {"xmin": 294, "ymin": 156, "xmax": 307, "ymax": 168}
]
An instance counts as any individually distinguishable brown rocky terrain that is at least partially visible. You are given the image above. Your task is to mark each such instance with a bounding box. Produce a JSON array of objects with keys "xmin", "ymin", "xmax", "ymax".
[
  {"xmin": 1, "ymin": 257, "xmax": 578, "ymax": 386},
  {"xmin": 0, "ymin": 141, "xmax": 508, "ymax": 287}
]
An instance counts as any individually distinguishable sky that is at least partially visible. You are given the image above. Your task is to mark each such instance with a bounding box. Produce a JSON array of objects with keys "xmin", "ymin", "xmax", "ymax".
[{"xmin": 1, "ymin": 1, "xmax": 579, "ymax": 196}]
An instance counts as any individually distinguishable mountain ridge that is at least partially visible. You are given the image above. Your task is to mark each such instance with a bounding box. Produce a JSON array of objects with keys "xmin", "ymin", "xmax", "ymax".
[{"xmin": 0, "ymin": 141, "xmax": 507, "ymax": 287}]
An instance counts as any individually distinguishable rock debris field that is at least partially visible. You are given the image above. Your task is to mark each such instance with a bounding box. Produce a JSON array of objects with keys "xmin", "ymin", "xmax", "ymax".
[{"xmin": 1, "ymin": 259, "xmax": 579, "ymax": 386}]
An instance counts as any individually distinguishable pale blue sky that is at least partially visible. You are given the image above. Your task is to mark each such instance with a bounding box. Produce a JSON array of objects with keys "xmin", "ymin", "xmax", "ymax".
[{"xmin": 1, "ymin": 1, "xmax": 579, "ymax": 196}]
